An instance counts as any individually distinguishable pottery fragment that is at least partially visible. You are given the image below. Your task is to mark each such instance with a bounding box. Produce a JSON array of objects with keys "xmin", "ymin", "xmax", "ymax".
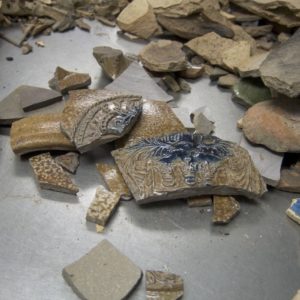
[
  {"xmin": 190, "ymin": 107, "xmax": 215, "ymax": 135},
  {"xmin": 178, "ymin": 64, "xmax": 204, "ymax": 79},
  {"xmin": 244, "ymin": 24, "xmax": 273, "ymax": 38},
  {"xmin": 60, "ymin": 89, "xmax": 142, "ymax": 153},
  {"xmin": 292, "ymin": 290, "xmax": 300, "ymax": 300},
  {"xmin": 62, "ymin": 240, "xmax": 142, "ymax": 300},
  {"xmin": 162, "ymin": 75, "xmax": 181, "ymax": 93},
  {"xmin": 75, "ymin": 18, "xmax": 91, "ymax": 31},
  {"xmin": 146, "ymin": 270, "xmax": 184, "ymax": 300},
  {"xmin": 277, "ymin": 161, "xmax": 300, "ymax": 193},
  {"xmin": 55, "ymin": 152, "xmax": 80, "ymax": 174},
  {"xmin": 286, "ymin": 198, "xmax": 300, "ymax": 225},
  {"xmin": 29, "ymin": 152, "xmax": 79, "ymax": 194},
  {"xmin": 209, "ymin": 67, "xmax": 229, "ymax": 81},
  {"xmin": 217, "ymin": 74, "xmax": 239, "ymax": 89},
  {"xmin": 213, "ymin": 196, "xmax": 240, "ymax": 224}
]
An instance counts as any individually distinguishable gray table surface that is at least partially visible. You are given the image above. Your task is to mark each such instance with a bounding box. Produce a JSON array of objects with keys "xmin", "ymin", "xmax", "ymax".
[{"xmin": 0, "ymin": 21, "xmax": 299, "ymax": 300}]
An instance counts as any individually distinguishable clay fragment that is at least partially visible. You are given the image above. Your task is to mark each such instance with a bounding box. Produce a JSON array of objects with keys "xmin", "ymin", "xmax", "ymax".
[
  {"xmin": 244, "ymin": 24, "xmax": 273, "ymax": 37},
  {"xmin": 21, "ymin": 43, "xmax": 32, "ymax": 55},
  {"xmin": 93, "ymin": 46, "xmax": 131, "ymax": 79},
  {"xmin": 162, "ymin": 75, "xmax": 181, "ymax": 93},
  {"xmin": 35, "ymin": 40, "xmax": 45, "ymax": 47},
  {"xmin": 178, "ymin": 64, "xmax": 204, "ymax": 79},
  {"xmin": 213, "ymin": 196, "xmax": 240, "ymax": 224},
  {"xmin": 286, "ymin": 198, "xmax": 300, "ymax": 225},
  {"xmin": 146, "ymin": 270, "xmax": 184, "ymax": 300},
  {"xmin": 190, "ymin": 107, "xmax": 215, "ymax": 135},
  {"xmin": 217, "ymin": 74, "xmax": 239, "ymax": 89},
  {"xmin": 139, "ymin": 40, "xmax": 187, "ymax": 72},
  {"xmin": 60, "ymin": 89, "xmax": 142, "ymax": 153},
  {"xmin": 96, "ymin": 162, "xmax": 132, "ymax": 200},
  {"xmin": 10, "ymin": 113, "xmax": 75, "ymax": 155},
  {"xmin": 209, "ymin": 67, "xmax": 228, "ymax": 81},
  {"xmin": 188, "ymin": 196, "xmax": 212, "ymax": 207},
  {"xmin": 29, "ymin": 152, "xmax": 79, "ymax": 194},
  {"xmin": 86, "ymin": 185, "xmax": 120, "ymax": 226},
  {"xmin": 48, "ymin": 66, "xmax": 91, "ymax": 94},
  {"xmin": 178, "ymin": 78, "xmax": 191, "ymax": 93},
  {"xmin": 277, "ymin": 161, "xmax": 300, "ymax": 193},
  {"xmin": 55, "ymin": 152, "xmax": 79, "ymax": 174},
  {"xmin": 62, "ymin": 240, "xmax": 142, "ymax": 300},
  {"xmin": 112, "ymin": 133, "xmax": 267, "ymax": 204}
]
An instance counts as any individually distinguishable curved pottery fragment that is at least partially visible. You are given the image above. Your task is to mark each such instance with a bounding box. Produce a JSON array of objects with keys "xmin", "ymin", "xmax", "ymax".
[
  {"xmin": 60, "ymin": 90, "xmax": 142, "ymax": 153},
  {"xmin": 112, "ymin": 133, "xmax": 267, "ymax": 204}
]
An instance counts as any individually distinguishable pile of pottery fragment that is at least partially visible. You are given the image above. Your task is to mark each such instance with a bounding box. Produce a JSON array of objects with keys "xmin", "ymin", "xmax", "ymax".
[{"xmin": 1, "ymin": 0, "xmax": 300, "ymax": 299}]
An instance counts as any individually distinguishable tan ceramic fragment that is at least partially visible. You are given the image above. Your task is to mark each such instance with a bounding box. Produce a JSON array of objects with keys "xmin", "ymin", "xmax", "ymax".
[
  {"xmin": 217, "ymin": 74, "xmax": 239, "ymax": 88},
  {"xmin": 117, "ymin": 0, "xmax": 160, "ymax": 39},
  {"xmin": 10, "ymin": 113, "xmax": 75, "ymax": 155},
  {"xmin": 244, "ymin": 24, "xmax": 273, "ymax": 37},
  {"xmin": 60, "ymin": 89, "xmax": 142, "ymax": 153},
  {"xmin": 187, "ymin": 196, "xmax": 212, "ymax": 207},
  {"xmin": 29, "ymin": 152, "xmax": 79, "ymax": 194},
  {"xmin": 86, "ymin": 185, "xmax": 120, "ymax": 226},
  {"xmin": 213, "ymin": 196, "xmax": 240, "ymax": 224},
  {"xmin": 146, "ymin": 270, "xmax": 184, "ymax": 300},
  {"xmin": 178, "ymin": 64, "xmax": 204, "ymax": 79},
  {"xmin": 55, "ymin": 152, "xmax": 80, "ymax": 174},
  {"xmin": 292, "ymin": 290, "xmax": 300, "ymax": 300},
  {"xmin": 96, "ymin": 162, "xmax": 132, "ymax": 200},
  {"xmin": 277, "ymin": 162, "xmax": 300, "ymax": 193}
]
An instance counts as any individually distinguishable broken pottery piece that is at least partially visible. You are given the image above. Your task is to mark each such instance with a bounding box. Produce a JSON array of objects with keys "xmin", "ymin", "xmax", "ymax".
[
  {"xmin": 187, "ymin": 196, "xmax": 212, "ymax": 207},
  {"xmin": 21, "ymin": 43, "xmax": 33, "ymax": 55},
  {"xmin": 116, "ymin": 0, "xmax": 160, "ymax": 39},
  {"xmin": 232, "ymin": 78, "xmax": 271, "ymax": 107},
  {"xmin": 209, "ymin": 67, "xmax": 229, "ymax": 81},
  {"xmin": 139, "ymin": 40, "xmax": 187, "ymax": 72},
  {"xmin": 86, "ymin": 185, "xmax": 120, "ymax": 226},
  {"xmin": 10, "ymin": 113, "xmax": 75, "ymax": 155},
  {"xmin": 190, "ymin": 107, "xmax": 215, "ymax": 135},
  {"xmin": 29, "ymin": 152, "xmax": 79, "ymax": 194},
  {"xmin": 277, "ymin": 161, "xmax": 300, "ymax": 193},
  {"xmin": 93, "ymin": 46, "xmax": 131, "ymax": 80},
  {"xmin": 162, "ymin": 75, "xmax": 181, "ymax": 93},
  {"xmin": 213, "ymin": 196, "xmax": 240, "ymax": 224},
  {"xmin": 244, "ymin": 24, "xmax": 273, "ymax": 38},
  {"xmin": 178, "ymin": 64, "xmax": 204, "ymax": 79},
  {"xmin": 116, "ymin": 100, "xmax": 186, "ymax": 148},
  {"xmin": 55, "ymin": 152, "xmax": 80, "ymax": 174},
  {"xmin": 260, "ymin": 29, "xmax": 300, "ymax": 98},
  {"xmin": 178, "ymin": 78, "xmax": 191, "ymax": 93},
  {"xmin": 48, "ymin": 66, "xmax": 91, "ymax": 94},
  {"xmin": 217, "ymin": 74, "xmax": 239, "ymax": 89},
  {"xmin": 96, "ymin": 162, "xmax": 132, "ymax": 200},
  {"xmin": 62, "ymin": 239, "xmax": 142, "ymax": 300},
  {"xmin": 112, "ymin": 133, "xmax": 267, "ymax": 204},
  {"xmin": 286, "ymin": 198, "xmax": 300, "ymax": 225},
  {"xmin": 105, "ymin": 62, "xmax": 173, "ymax": 102},
  {"xmin": 240, "ymin": 100, "xmax": 300, "ymax": 153},
  {"xmin": 146, "ymin": 270, "xmax": 184, "ymax": 300},
  {"xmin": 60, "ymin": 89, "xmax": 142, "ymax": 153},
  {"xmin": 75, "ymin": 18, "xmax": 91, "ymax": 31},
  {"xmin": 277, "ymin": 32, "xmax": 290, "ymax": 43}
]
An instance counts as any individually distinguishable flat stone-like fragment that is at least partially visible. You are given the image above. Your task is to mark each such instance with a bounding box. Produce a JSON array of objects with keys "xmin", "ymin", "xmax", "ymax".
[
  {"xmin": 60, "ymin": 89, "xmax": 142, "ymax": 153},
  {"xmin": 213, "ymin": 196, "xmax": 240, "ymax": 224},
  {"xmin": 178, "ymin": 78, "xmax": 191, "ymax": 93},
  {"xmin": 209, "ymin": 67, "xmax": 229, "ymax": 81},
  {"xmin": 188, "ymin": 196, "xmax": 212, "ymax": 207},
  {"xmin": 62, "ymin": 240, "xmax": 142, "ymax": 300},
  {"xmin": 217, "ymin": 74, "xmax": 239, "ymax": 89},
  {"xmin": 146, "ymin": 270, "xmax": 184, "ymax": 300},
  {"xmin": 117, "ymin": 0, "xmax": 160, "ymax": 39},
  {"xmin": 96, "ymin": 162, "xmax": 132, "ymax": 200},
  {"xmin": 86, "ymin": 185, "xmax": 120, "ymax": 226},
  {"xmin": 178, "ymin": 64, "xmax": 204, "ymax": 79},
  {"xmin": 75, "ymin": 18, "xmax": 91, "ymax": 31},
  {"xmin": 277, "ymin": 161, "xmax": 300, "ymax": 193},
  {"xmin": 139, "ymin": 40, "xmax": 187, "ymax": 72},
  {"xmin": 105, "ymin": 62, "xmax": 173, "ymax": 102},
  {"xmin": 260, "ymin": 29, "xmax": 300, "ymax": 98},
  {"xmin": 55, "ymin": 152, "xmax": 80, "ymax": 174},
  {"xmin": 190, "ymin": 107, "xmax": 215, "ymax": 135},
  {"xmin": 244, "ymin": 24, "xmax": 273, "ymax": 37},
  {"xmin": 29, "ymin": 152, "xmax": 79, "ymax": 194},
  {"xmin": 10, "ymin": 113, "xmax": 75, "ymax": 155},
  {"xmin": 241, "ymin": 100, "xmax": 300, "ymax": 152},
  {"xmin": 93, "ymin": 46, "xmax": 131, "ymax": 80},
  {"xmin": 49, "ymin": 66, "xmax": 91, "ymax": 94},
  {"xmin": 112, "ymin": 133, "xmax": 267, "ymax": 204},
  {"xmin": 162, "ymin": 75, "xmax": 181, "ymax": 93},
  {"xmin": 286, "ymin": 198, "xmax": 300, "ymax": 225}
]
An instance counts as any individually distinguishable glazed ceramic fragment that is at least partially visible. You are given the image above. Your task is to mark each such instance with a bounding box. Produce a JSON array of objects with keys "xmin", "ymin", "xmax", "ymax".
[
  {"xmin": 86, "ymin": 185, "xmax": 120, "ymax": 226},
  {"xmin": 60, "ymin": 89, "xmax": 142, "ymax": 153},
  {"xmin": 10, "ymin": 113, "xmax": 75, "ymax": 155},
  {"xmin": 62, "ymin": 240, "xmax": 142, "ymax": 300},
  {"xmin": 277, "ymin": 161, "xmax": 300, "ymax": 193},
  {"xmin": 286, "ymin": 198, "xmax": 300, "ymax": 225},
  {"xmin": 213, "ymin": 196, "xmax": 240, "ymax": 224},
  {"xmin": 49, "ymin": 66, "xmax": 91, "ymax": 94},
  {"xmin": 29, "ymin": 152, "xmax": 79, "ymax": 194},
  {"xmin": 187, "ymin": 196, "xmax": 212, "ymax": 207},
  {"xmin": 55, "ymin": 152, "xmax": 80, "ymax": 174},
  {"xmin": 96, "ymin": 162, "xmax": 132, "ymax": 200},
  {"xmin": 112, "ymin": 133, "xmax": 267, "ymax": 204},
  {"xmin": 146, "ymin": 270, "xmax": 184, "ymax": 300}
]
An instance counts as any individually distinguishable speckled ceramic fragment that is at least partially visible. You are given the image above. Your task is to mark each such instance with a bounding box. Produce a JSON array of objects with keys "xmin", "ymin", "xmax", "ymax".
[
  {"xmin": 55, "ymin": 152, "xmax": 80, "ymax": 174},
  {"xmin": 146, "ymin": 270, "xmax": 184, "ymax": 300},
  {"xmin": 60, "ymin": 89, "xmax": 142, "ymax": 153},
  {"xmin": 96, "ymin": 162, "xmax": 132, "ymax": 200},
  {"xmin": 29, "ymin": 152, "xmax": 79, "ymax": 194},
  {"xmin": 112, "ymin": 133, "xmax": 267, "ymax": 204},
  {"xmin": 286, "ymin": 198, "xmax": 300, "ymax": 225},
  {"xmin": 213, "ymin": 196, "xmax": 240, "ymax": 224}
]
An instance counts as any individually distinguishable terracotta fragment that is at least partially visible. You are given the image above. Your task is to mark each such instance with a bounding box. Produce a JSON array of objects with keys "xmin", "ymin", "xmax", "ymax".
[
  {"xmin": 178, "ymin": 78, "xmax": 191, "ymax": 93},
  {"xmin": 217, "ymin": 74, "xmax": 239, "ymax": 89},
  {"xmin": 60, "ymin": 89, "xmax": 142, "ymax": 153},
  {"xmin": 116, "ymin": 0, "xmax": 160, "ymax": 39},
  {"xmin": 112, "ymin": 133, "xmax": 267, "ymax": 204},
  {"xmin": 93, "ymin": 46, "xmax": 131, "ymax": 79},
  {"xmin": 277, "ymin": 162, "xmax": 300, "ymax": 193},
  {"xmin": 139, "ymin": 40, "xmax": 187, "ymax": 72},
  {"xmin": 62, "ymin": 240, "xmax": 142, "ymax": 300},
  {"xmin": 209, "ymin": 67, "xmax": 228, "ymax": 81},
  {"xmin": 240, "ymin": 100, "xmax": 300, "ymax": 152},
  {"xmin": 86, "ymin": 185, "xmax": 120, "ymax": 226},
  {"xmin": 187, "ymin": 196, "xmax": 212, "ymax": 207},
  {"xmin": 213, "ymin": 196, "xmax": 240, "ymax": 224},
  {"xmin": 286, "ymin": 198, "xmax": 300, "ymax": 225},
  {"xmin": 178, "ymin": 64, "xmax": 204, "ymax": 79},
  {"xmin": 29, "ymin": 152, "xmax": 79, "ymax": 194},
  {"xmin": 10, "ymin": 113, "xmax": 75, "ymax": 155},
  {"xmin": 162, "ymin": 75, "xmax": 181, "ymax": 93},
  {"xmin": 48, "ymin": 66, "xmax": 91, "ymax": 94},
  {"xmin": 75, "ymin": 18, "xmax": 91, "ymax": 31},
  {"xmin": 55, "ymin": 152, "xmax": 80, "ymax": 174},
  {"xmin": 146, "ymin": 270, "xmax": 184, "ymax": 300},
  {"xmin": 96, "ymin": 162, "xmax": 132, "ymax": 200},
  {"xmin": 244, "ymin": 24, "xmax": 273, "ymax": 37}
]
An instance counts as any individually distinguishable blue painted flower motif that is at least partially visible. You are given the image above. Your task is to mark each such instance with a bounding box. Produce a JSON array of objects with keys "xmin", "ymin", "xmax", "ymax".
[{"xmin": 291, "ymin": 198, "xmax": 300, "ymax": 215}]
